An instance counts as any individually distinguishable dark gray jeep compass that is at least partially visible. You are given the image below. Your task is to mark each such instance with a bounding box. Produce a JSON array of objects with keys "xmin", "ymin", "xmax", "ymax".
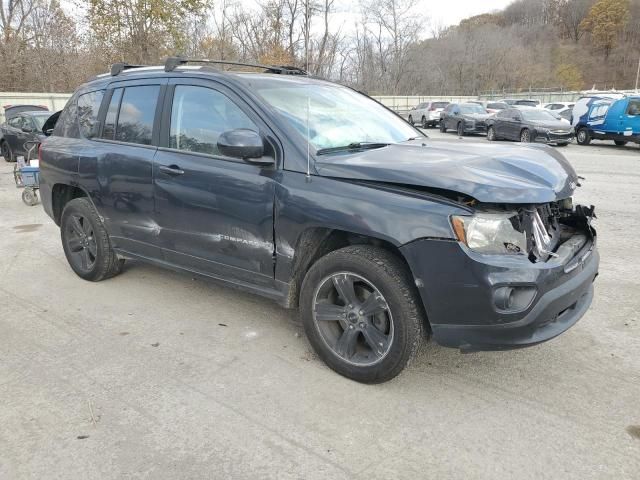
[{"xmin": 39, "ymin": 58, "xmax": 599, "ymax": 383}]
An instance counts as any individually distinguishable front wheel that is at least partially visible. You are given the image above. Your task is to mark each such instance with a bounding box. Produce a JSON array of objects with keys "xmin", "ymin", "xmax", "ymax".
[
  {"xmin": 421, "ymin": 116, "xmax": 428, "ymax": 129},
  {"xmin": 300, "ymin": 246, "xmax": 424, "ymax": 384},
  {"xmin": 440, "ymin": 121, "xmax": 446, "ymax": 133},
  {"xmin": 408, "ymin": 115, "xmax": 413, "ymax": 125},
  {"xmin": 520, "ymin": 128, "xmax": 532, "ymax": 143},
  {"xmin": 614, "ymin": 140, "xmax": 627, "ymax": 146},
  {"xmin": 457, "ymin": 122, "xmax": 465, "ymax": 136},
  {"xmin": 576, "ymin": 128, "xmax": 591, "ymax": 145},
  {"xmin": 61, "ymin": 197, "xmax": 124, "ymax": 281},
  {"xmin": 487, "ymin": 126, "xmax": 497, "ymax": 141}
]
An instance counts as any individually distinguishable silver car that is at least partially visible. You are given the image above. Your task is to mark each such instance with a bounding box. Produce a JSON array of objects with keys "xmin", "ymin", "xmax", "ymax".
[{"xmin": 407, "ymin": 101, "xmax": 449, "ymax": 128}]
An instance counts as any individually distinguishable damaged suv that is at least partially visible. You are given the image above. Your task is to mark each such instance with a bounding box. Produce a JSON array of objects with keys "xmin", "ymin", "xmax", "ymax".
[{"xmin": 39, "ymin": 58, "xmax": 599, "ymax": 383}]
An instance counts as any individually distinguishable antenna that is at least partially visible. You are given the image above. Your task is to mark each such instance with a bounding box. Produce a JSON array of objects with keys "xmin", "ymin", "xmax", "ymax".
[{"xmin": 305, "ymin": 0, "xmax": 311, "ymax": 180}]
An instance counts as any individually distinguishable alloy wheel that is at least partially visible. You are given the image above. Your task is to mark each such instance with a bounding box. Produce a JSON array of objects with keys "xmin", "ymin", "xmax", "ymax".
[
  {"xmin": 520, "ymin": 129, "xmax": 530, "ymax": 142},
  {"xmin": 312, "ymin": 272, "xmax": 394, "ymax": 366},
  {"xmin": 64, "ymin": 214, "xmax": 98, "ymax": 273}
]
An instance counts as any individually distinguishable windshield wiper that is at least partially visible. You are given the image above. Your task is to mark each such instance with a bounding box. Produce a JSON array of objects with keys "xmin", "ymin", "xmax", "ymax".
[{"xmin": 316, "ymin": 142, "xmax": 390, "ymax": 155}]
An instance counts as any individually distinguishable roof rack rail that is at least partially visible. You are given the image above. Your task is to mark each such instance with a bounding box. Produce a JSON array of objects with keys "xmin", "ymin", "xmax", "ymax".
[
  {"xmin": 164, "ymin": 56, "xmax": 307, "ymax": 75},
  {"xmin": 110, "ymin": 63, "xmax": 148, "ymax": 76}
]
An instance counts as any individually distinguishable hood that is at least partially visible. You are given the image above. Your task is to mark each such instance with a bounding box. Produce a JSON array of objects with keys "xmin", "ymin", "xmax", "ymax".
[
  {"xmin": 314, "ymin": 139, "xmax": 579, "ymax": 204},
  {"xmin": 528, "ymin": 119, "xmax": 571, "ymax": 130}
]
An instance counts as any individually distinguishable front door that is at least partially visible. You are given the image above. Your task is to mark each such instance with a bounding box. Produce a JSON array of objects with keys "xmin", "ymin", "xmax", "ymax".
[{"xmin": 153, "ymin": 80, "xmax": 276, "ymax": 287}]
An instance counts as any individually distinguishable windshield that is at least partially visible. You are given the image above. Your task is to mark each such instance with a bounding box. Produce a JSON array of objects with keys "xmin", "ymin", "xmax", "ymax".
[
  {"xmin": 252, "ymin": 81, "xmax": 419, "ymax": 151},
  {"xmin": 521, "ymin": 109, "xmax": 558, "ymax": 121},
  {"xmin": 32, "ymin": 114, "xmax": 50, "ymax": 131},
  {"xmin": 459, "ymin": 104, "xmax": 487, "ymax": 114}
]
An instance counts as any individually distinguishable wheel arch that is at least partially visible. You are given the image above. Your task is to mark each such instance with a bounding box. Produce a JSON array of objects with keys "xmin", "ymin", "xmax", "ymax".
[
  {"xmin": 283, "ymin": 227, "xmax": 431, "ymax": 334},
  {"xmin": 51, "ymin": 183, "xmax": 93, "ymax": 226}
]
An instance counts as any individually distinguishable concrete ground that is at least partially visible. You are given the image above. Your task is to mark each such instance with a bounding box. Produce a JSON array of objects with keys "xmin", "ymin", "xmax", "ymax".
[{"xmin": 0, "ymin": 133, "xmax": 639, "ymax": 479}]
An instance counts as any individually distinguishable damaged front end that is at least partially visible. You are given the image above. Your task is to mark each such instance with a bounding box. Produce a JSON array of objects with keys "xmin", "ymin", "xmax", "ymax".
[{"xmin": 450, "ymin": 198, "xmax": 596, "ymax": 264}]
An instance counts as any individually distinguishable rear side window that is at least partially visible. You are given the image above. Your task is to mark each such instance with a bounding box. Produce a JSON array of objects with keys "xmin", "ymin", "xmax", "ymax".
[
  {"xmin": 77, "ymin": 90, "xmax": 104, "ymax": 138},
  {"xmin": 169, "ymin": 85, "xmax": 258, "ymax": 156},
  {"xmin": 115, "ymin": 86, "xmax": 159, "ymax": 145}
]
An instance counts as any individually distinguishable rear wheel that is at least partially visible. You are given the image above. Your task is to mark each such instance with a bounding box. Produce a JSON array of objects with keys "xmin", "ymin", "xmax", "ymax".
[
  {"xmin": 520, "ymin": 128, "xmax": 532, "ymax": 143},
  {"xmin": 614, "ymin": 140, "xmax": 627, "ymax": 146},
  {"xmin": 300, "ymin": 246, "xmax": 424, "ymax": 384},
  {"xmin": 487, "ymin": 126, "xmax": 497, "ymax": 141},
  {"xmin": 576, "ymin": 128, "xmax": 591, "ymax": 145},
  {"xmin": 1, "ymin": 141, "xmax": 13, "ymax": 162},
  {"xmin": 61, "ymin": 198, "xmax": 124, "ymax": 281}
]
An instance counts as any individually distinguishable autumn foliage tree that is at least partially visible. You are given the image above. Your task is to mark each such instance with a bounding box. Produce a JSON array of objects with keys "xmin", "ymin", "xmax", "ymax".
[{"xmin": 580, "ymin": 0, "xmax": 630, "ymax": 58}]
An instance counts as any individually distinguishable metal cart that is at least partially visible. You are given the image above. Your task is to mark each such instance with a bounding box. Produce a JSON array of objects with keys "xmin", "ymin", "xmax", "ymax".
[{"xmin": 13, "ymin": 141, "xmax": 40, "ymax": 206}]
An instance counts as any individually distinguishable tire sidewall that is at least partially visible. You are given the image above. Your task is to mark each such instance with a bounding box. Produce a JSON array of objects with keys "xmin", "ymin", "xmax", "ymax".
[
  {"xmin": 300, "ymin": 248, "xmax": 419, "ymax": 383},
  {"xmin": 487, "ymin": 126, "xmax": 495, "ymax": 141},
  {"xmin": 2, "ymin": 141, "xmax": 13, "ymax": 162}
]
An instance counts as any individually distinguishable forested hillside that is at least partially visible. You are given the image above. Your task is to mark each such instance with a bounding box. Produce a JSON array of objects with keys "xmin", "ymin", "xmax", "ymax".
[{"xmin": 0, "ymin": 0, "xmax": 638, "ymax": 94}]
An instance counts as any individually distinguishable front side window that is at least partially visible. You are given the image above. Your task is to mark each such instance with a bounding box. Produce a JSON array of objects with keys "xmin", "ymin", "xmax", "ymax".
[
  {"xmin": 252, "ymin": 80, "xmax": 418, "ymax": 151},
  {"xmin": 115, "ymin": 85, "xmax": 159, "ymax": 145},
  {"xmin": 77, "ymin": 90, "xmax": 104, "ymax": 138},
  {"xmin": 169, "ymin": 85, "xmax": 258, "ymax": 156}
]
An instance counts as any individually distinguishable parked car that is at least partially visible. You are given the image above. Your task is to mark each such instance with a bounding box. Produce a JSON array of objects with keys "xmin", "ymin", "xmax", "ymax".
[
  {"xmin": 486, "ymin": 107, "xmax": 573, "ymax": 145},
  {"xmin": 0, "ymin": 105, "xmax": 49, "ymax": 159},
  {"xmin": 544, "ymin": 102, "xmax": 574, "ymax": 112},
  {"xmin": 407, "ymin": 101, "xmax": 449, "ymax": 128},
  {"xmin": 1, "ymin": 109, "xmax": 51, "ymax": 162},
  {"xmin": 499, "ymin": 98, "xmax": 541, "ymax": 107},
  {"xmin": 39, "ymin": 58, "xmax": 599, "ymax": 383},
  {"xmin": 479, "ymin": 101, "xmax": 509, "ymax": 114},
  {"xmin": 440, "ymin": 102, "xmax": 491, "ymax": 135},
  {"xmin": 572, "ymin": 95, "xmax": 640, "ymax": 146}
]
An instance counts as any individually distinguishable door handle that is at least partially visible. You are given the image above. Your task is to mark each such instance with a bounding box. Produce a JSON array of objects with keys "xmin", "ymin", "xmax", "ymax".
[{"xmin": 159, "ymin": 165, "xmax": 184, "ymax": 175}]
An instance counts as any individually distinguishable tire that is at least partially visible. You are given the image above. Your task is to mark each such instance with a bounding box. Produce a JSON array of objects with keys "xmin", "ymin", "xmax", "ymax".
[
  {"xmin": 614, "ymin": 140, "xmax": 627, "ymax": 146},
  {"xmin": 60, "ymin": 197, "xmax": 124, "ymax": 281},
  {"xmin": 2, "ymin": 141, "xmax": 13, "ymax": 162},
  {"xmin": 21, "ymin": 188, "xmax": 38, "ymax": 206},
  {"xmin": 487, "ymin": 126, "xmax": 496, "ymax": 141},
  {"xmin": 576, "ymin": 128, "xmax": 591, "ymax": 145},
  {"xmin": 457, "ymin": 122, "xmax": 465, "ymax": 136},
  {"xmin": 408, "ymin": 115, "xmax": 413, "ymax": 125},
  {"xmin": 440, "ymin": 120, "xmax": 446, "ymax": 133},
  {"xmin": 520, "ymin": 128, "xmax": 532, "ymax": 143},
  {"xmin": 299, "ymin": 246, "xmax": 424, "ymax": 384},
  {"xmin": 421, "ymin": 116, "xmax": 428, "ymax": 129}
]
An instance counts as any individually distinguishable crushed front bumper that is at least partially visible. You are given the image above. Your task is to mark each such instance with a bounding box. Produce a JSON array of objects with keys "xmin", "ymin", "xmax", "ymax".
[{"xmin": 400, "ymin": 233, "xmax": 598, "ymax": 352}]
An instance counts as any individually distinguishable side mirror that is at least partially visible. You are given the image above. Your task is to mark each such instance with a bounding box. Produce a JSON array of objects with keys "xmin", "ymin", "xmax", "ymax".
[
  {"xmin": 21, "ymin": 125, "xmax": 33, "ymax": 133},
  {"xmin": 217, "ymin": 129, "xmax": 271, "ymax": 164}
]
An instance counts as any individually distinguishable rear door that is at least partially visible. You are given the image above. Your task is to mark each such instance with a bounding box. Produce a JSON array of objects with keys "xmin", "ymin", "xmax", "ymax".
[
  {"xmin": 153, "ymin": 78, "xmax": 277, "ymax": 287},
  {"xmin": 88, "ymin": 80, "xmax": 166, "ymax": 258}
]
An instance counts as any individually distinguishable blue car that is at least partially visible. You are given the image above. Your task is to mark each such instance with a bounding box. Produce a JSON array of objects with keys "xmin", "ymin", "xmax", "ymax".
[{"xmin": 573, "ymin": 95, "xmax": 640, "ymax": 146}]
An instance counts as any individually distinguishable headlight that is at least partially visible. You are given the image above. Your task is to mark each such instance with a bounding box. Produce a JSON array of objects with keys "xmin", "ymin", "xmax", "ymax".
[{"xmin": 451, "ymin": 213, "xmax": 526, "ymax": 255}]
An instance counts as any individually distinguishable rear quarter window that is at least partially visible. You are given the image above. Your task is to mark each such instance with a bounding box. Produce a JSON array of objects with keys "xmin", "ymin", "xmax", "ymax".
[{"xmin": 52, "ymin": 98, "xmax": 79, "ymax": 138}]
